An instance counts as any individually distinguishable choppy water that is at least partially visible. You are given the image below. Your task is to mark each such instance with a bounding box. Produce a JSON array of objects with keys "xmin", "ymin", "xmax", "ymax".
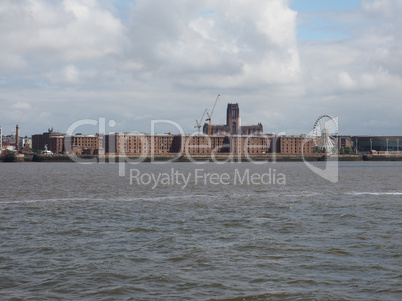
[{"xmin": 0, "ymin": 161, "xmax": 401, "ymax": 300}]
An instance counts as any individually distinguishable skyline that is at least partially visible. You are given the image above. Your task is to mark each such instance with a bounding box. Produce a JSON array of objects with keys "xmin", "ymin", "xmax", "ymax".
[{"xmin": 1, "ymin": 0, "xmax": 401, "ymax": 137}]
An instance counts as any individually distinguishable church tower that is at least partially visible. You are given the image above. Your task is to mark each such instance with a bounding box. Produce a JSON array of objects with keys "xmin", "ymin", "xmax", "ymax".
[{"xmin": 226, "ymin": 103, "xmax": 239, "ymax": 135}]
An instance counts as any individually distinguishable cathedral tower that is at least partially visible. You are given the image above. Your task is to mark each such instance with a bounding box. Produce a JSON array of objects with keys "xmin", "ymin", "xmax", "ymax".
[{"xmin": 226, "ymin": 103, "xmax": 239, "ymax": 135}]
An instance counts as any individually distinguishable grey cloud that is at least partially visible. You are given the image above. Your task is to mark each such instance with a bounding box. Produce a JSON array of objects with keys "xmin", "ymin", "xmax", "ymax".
[{"xmin": 0, "ymin": 0, "xmax": 401, "ymax": 136}]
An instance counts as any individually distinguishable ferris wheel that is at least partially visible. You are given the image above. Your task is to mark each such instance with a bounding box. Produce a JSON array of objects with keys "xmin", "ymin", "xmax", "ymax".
[{"xmin": 313, "ymin": 115, "xmax": 339, "ymax": 154}]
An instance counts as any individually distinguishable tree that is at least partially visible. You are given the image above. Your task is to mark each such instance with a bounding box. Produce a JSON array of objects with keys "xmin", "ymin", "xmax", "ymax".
[
  {"xmin": 313, "ymin": 146, "xmax": 321, "ymax": 153},
  {"xmin": 344, "ymin": 146, "xmax": 353, "ymax": 154}
]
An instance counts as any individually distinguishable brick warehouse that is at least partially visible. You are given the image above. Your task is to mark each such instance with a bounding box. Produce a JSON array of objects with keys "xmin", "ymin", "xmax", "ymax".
[
  {"xmin": 32, "ymin": 129, "xmax": 101, "ymax": 155},
  {"xmin": 104, "ymin": 133, "xmax": 272, "ymax": 156},
  {"xmin": 275, "ymin": 135, "xmax": 317, "ymax": 155},
  {"xmin": 32, "ymin": 128, "xmax": 63, "ymax": 152}
]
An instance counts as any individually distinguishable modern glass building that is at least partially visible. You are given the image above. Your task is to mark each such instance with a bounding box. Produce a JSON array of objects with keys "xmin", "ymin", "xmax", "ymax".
[{"xmin": 351, "ymin": 136, "xmax": 402, "ymax": 153}]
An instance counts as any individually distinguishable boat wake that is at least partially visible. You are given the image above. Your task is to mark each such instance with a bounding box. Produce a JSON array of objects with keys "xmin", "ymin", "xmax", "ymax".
[{"xmin": 345, "ymin": 192, "xmax": 402, "ymax": 196}]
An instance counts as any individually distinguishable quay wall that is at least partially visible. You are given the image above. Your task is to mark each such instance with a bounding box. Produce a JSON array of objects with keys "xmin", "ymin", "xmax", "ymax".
[{"xmin": 3, "ymin": 154, "xmax": 402, "ymax": 162}]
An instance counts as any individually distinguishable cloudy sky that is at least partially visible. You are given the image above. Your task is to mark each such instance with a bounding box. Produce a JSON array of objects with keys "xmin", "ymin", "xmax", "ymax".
[{"xmin": 1, "ymin": 0, "xmax": 401, "ymax": 136}]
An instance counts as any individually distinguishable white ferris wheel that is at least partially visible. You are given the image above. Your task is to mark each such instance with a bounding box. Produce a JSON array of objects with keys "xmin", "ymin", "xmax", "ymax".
[{"xmin": 313, "ymin": 115, "xmax": 339, "ymax": 154}]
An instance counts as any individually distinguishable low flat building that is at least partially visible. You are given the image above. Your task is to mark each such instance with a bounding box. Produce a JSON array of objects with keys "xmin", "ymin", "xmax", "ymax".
[{"xmin": 351, "ymin": 136, "xmax": 402, "ymax": 153}]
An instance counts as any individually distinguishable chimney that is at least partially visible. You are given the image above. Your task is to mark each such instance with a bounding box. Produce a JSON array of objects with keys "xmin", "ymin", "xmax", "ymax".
[{"xmin": 16, "ymin": 124, "xmax": 19, "ymax": 152}]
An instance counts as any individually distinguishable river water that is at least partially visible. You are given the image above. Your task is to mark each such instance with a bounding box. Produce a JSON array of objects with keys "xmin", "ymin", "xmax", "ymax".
[{"xmin": 0, "ymin": 161, "xmax": 401, "ymax": 300}]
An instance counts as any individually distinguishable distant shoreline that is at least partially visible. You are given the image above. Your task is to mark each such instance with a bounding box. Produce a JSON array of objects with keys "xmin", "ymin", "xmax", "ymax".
[{"xmin": 2, "ymin": 153, "xmax": 402, "ymax": 163}]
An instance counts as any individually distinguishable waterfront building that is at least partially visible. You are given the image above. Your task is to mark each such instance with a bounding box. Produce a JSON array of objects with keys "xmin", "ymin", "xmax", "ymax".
[
  {"xmin": 20, "ymin": 137, "xmax": 32, "ymax": 149},
  {"xmin": 338, "ymin": 136, "xmax": 353, "ymax": 150},
  {"xmin": 105, "ymin": 133, "xmax": 175, "ymax": 156},
  {"xmin": 231, "ymin": 135, "xmax": 271, "ymax": 155},
  {"xmin": 32, "ymin": 128, "xmax": 64, "ymax": 152},
  {"xmin": 176, "ymin": 135, "xmax": 213, "ymax": 156},
  {"xmin": 32, "ymin": 129, "xmax": 100, "ymax": 155},
  {"xmin": 104, "ymin": 133, "xmax": 272, "ymax": 156},
  {"xmin": 1, "ymin": 135, "xmax": 16, "ymax": 152},
  {"xmin": 64, "ymin": 134, "xmax": 100, "ymax": 155},
  {"xmin": 48, "ymin": 135, "xmax": 65, "ymax": 154},
  {"xmin": 179, "ymin": 134, "xmax": 271, "ymax": 156},
  {"xmin": 351, "ymin": 136, "xmax": 402, "ymax": 154},
  {"xmin": 274, "ymin": 135, "xmax": 316, "ymax": 155},
  {"xmin": 19, "ymin": 137, "xmax": 32, "ymax": 154}
]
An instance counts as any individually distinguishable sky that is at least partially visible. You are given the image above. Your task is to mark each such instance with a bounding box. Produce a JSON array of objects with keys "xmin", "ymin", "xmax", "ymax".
[{"xmin": 1, "ymin": 0, "xmax": 401, "ymax": 136}]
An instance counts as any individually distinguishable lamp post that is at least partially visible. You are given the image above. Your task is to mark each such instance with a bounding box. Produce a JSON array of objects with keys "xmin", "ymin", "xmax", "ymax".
[
  {"xmin": 386, "ymin": 138, "xmax": 389, "ymax": 152},
  {"xmin": 355, "ymin": 138, "xmax": 358, "ymax": 154},
  {"xmin": 370, "ymin": 138, "xmax": 373, "ymax": 152}
]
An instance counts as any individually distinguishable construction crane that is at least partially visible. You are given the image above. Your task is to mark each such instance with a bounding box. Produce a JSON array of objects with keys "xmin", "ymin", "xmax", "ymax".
[
  {"xmin": 206, "ymin": 94, "xmax": 220, "ymax": 135},
  {"xmin": 195, "ymin": 108, "xmax": 208, "ymax": 134}
]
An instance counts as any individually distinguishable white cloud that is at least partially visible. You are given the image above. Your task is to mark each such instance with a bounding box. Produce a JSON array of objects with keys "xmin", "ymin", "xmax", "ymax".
[
  {"xmin": 64, "ymin": 65, "xmax": 79, "ymax": 83},
  {"xmin": 12, "ymin": 102, "xmax": 31, "ymax": 110},
  {"xmin": 0, "ymin": 0, "xmax": 124, "ymax": 71},
  {"xmin": 0, "ymin": 0, "xmax": 401, "ymax": 136},
  {"xmin": 338, "ymin": 71, "xmax": 356, "ymax": 90},
  {"xmin": 127, "ymin": 0, "xmax": 300, "ymax": 88}
]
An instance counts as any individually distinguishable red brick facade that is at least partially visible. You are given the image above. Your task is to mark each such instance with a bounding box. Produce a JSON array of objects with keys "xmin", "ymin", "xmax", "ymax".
[
  {"xmin": 32, "ymin": 131, "xmax": 100, "ymax": 155},
  {"xmin": 105, "ymin": 133, "xmax": 277, "ymax": 156},
  {"xmin": 275, "ymin": 136, "xmax": 316, "ymax": 155}
]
